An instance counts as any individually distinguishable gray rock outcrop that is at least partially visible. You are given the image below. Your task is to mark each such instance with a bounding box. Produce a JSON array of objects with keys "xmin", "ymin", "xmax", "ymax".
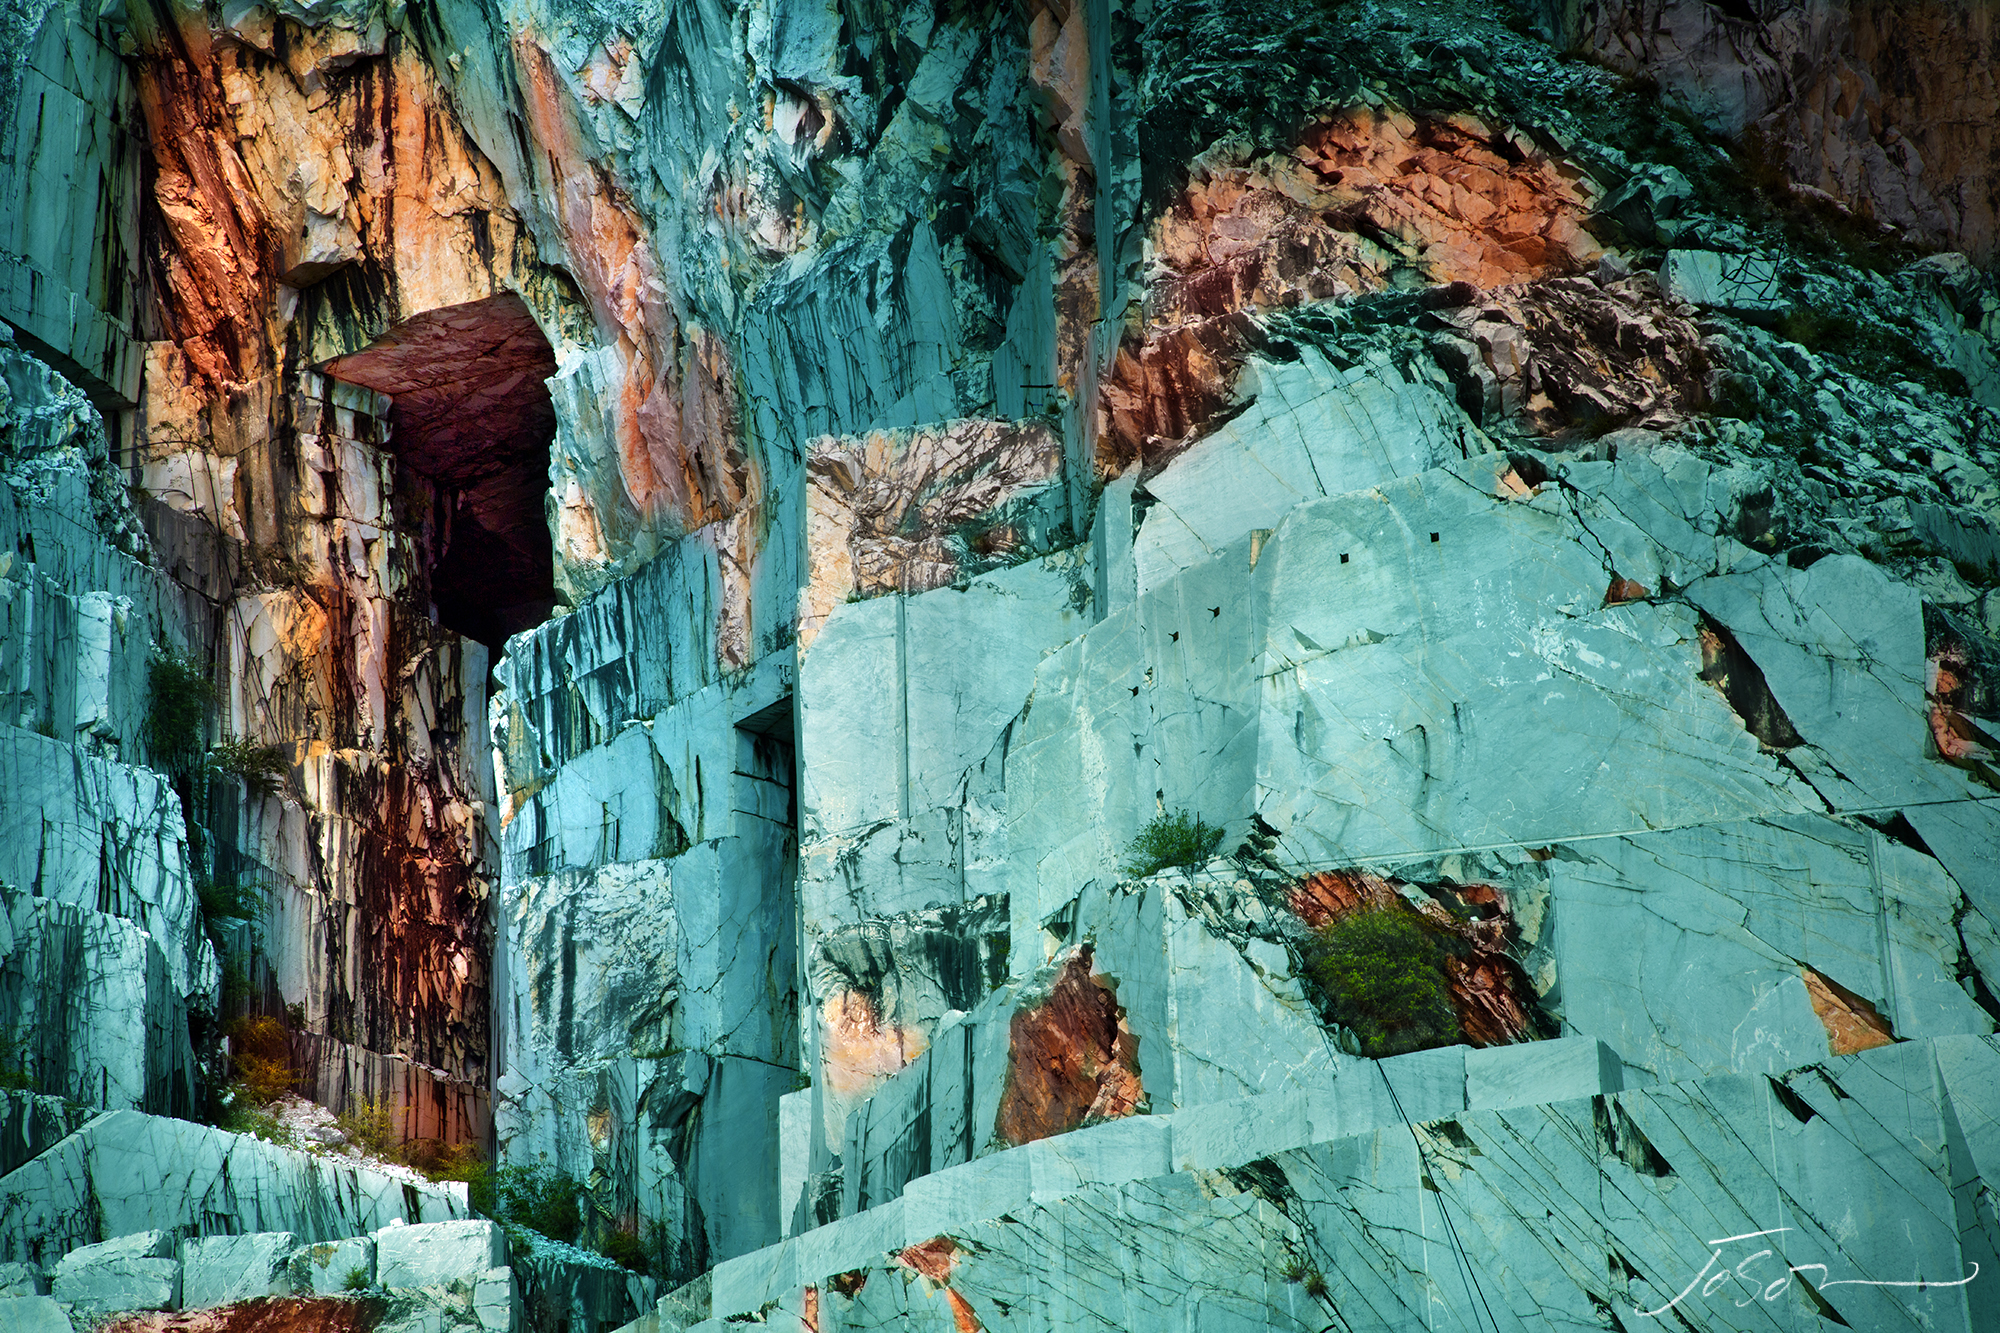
[{"xmin": 2, "ymin": 0, "xmax": 1999, "ymax": 1330}]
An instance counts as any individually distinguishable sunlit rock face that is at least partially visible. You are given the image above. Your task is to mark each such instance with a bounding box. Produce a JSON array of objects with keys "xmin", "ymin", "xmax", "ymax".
[{"xmin": 7, "ymin": 0, "xmax": 2000, "ymax": 1329}]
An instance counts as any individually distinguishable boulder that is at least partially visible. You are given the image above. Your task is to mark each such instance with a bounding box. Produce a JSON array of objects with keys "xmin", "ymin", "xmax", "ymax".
[
  {"xmin": 50, "ymin": 1229, "xmax": 179, "ymax": 1316},
  {"xmin": 181, "ymin": 1230, "xmax": 295, "ymax": 1308},
  {"xmin": 374, "ymin": 1219, "xmax": 507, "ymax": 1290},
  {"xmin": 473, "ymin": 1265, "xmax": 522, "ymax": 1331},
  {"xmin": 0, "ymin": 1261, "xmax": 46, "ymax": 1295},
  {"xmin": 0, "ymin": 1295, "xmax": 71, "ymax": 1333},
  {"xmin": 290, "ymin": 1234, "xmax": 376, "ymax": 1294}
]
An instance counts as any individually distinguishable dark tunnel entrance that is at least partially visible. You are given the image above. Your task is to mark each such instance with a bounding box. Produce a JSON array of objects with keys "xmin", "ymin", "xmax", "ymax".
[{"xmin": 325, "ymin": 293, "xmax": 557, "ymax": 647}]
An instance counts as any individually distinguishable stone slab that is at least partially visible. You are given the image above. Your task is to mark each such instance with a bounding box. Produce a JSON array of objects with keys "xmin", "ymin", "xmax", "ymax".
[
  {"xmin": 290, "ymin": 1235, "xmax": 376, "ymax": 1294},
  {"xmin": 1465, "ymin": 1036, "xmax": 1625, "ymax": 1110},
  {"xmin": 374, "ymin": 1219, "xmax": 508, "ymax": 1290},
  {"xmin": 181, "ymin": 1231, "xmax": 295, "ymax": 1308}
]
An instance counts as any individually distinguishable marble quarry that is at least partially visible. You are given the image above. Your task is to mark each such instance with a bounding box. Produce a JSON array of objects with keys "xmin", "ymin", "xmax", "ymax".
[{"xmin": 3, "ymin": 0, "xmax": 2000, "ymax": 1328}]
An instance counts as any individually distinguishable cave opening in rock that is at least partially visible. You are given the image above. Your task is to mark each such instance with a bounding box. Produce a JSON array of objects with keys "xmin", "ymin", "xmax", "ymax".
[{"xmin": 325, "ymin": 293, "xmax": 557, "ymax": 647}]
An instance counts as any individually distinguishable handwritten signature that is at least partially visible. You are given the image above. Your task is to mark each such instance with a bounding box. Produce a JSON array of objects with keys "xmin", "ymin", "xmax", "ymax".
[{"xmin": 1635, "ymin": 1228, "xmax": 1979, "ymax": 1318}]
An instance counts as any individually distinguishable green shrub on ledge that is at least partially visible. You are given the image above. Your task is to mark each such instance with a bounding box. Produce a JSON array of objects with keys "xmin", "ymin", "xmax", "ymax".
[
  {"xmin": 146, "ymin": 648, "xmax": 212, "ymax": 773},
  {"xmin": 1305, "ymin": 905, "xmax": 1461, "ymax": 1058},
  {"xmin": 1122, "ymin": 811, "xmax": 1225, "ymax": 878}
]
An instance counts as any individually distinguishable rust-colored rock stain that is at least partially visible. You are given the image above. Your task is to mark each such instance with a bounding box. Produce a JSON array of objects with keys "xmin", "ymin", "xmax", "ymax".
[
  {"xmin": 1801, "ymin": 967, "xmax": 1897, "ymax": 1055},
  {"xmin": 1604, "ymin": 575, "xmax": 1651, "ymax": 605},
  {"xmin": 994, "ymin": 945, "xmax": 1144, "ymax": 1147},
  {"xmin": 101, "ymin": 1297, "xmax": 383, "ymax": 1333},
  {"xmin": 1099, "ymin": 104, "xmax": 1603, "ymax": 474},
  {"xmin": 895, "ymin": 1237, "xmax": 984, "ymax": 1333},
  {"xmin": 1289, "ymin": 868, "xmax": 1542, "ymax": 1047},
  {"xmin": 1929, "ymin": 644, "xmax": 1999, "ymax": 787}
]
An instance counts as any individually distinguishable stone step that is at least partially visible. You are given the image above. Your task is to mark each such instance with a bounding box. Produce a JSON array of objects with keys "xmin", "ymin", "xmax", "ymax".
[{"xmin": 702, "ymin": 1036, "xmax": 1623, "ymax": 1323}]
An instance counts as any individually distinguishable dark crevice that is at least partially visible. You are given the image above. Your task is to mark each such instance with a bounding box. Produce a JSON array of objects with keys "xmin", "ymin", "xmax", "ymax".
[
  {"xmin": 325, "ymin": 293, "xmax": 557, "ymax": 649},
  {"xmin": 1696, "ymin": 613, "xmax": 1804, "ymax": 749}
]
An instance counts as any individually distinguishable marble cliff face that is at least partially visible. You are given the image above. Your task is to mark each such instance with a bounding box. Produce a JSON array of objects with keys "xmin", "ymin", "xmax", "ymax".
[{"xmin": 4, "ymin": 0, "xmax": 2000, "ymax": 1329}]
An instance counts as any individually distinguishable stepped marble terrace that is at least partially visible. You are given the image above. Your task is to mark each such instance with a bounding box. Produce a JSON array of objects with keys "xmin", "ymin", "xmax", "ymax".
[{"xmin": 3, "ymin": 0, "xmax": 2000, "ymax": 1328}]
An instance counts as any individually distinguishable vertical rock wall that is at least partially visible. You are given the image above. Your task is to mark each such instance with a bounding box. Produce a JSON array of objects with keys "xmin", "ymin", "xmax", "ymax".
[{"xmin": 4, "ymin": 0, "xmax": 2000, "ymax": 1329}]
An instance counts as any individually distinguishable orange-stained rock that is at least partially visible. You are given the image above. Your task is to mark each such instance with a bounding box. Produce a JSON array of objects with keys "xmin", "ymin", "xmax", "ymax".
[
  {"xmin": 1605, "ymin": 576, "xmax": 1652, "ymax": 605},
  {"xmin": 820, "ymin": 990, "xmax": 929, "ymax": 1101},
  {"xmin": 799, "ymin": 419, "xmax": 1064, "ymax": 649},
  {"xmin": 1801, "ymin": 967, "xmax": 1897, "ymax": 1055},
  {"xmin": 993, "ymin": 946, "xmax": 1144, "ymax": 1147},
  {"xmin": 1928, "ymin": 644, "xmax": 2000, "ymax": 787},
  {"xmin": 100, "ymin": 1297, "xmax": 382, "ymax": 1333},
  {"xmin": 1099, "ymin": 104, "xmax": 1604, "ymax": 474},
  {"xmin": 894, "ymin": 1237, "xmax": 984, "ymax": 1332}
]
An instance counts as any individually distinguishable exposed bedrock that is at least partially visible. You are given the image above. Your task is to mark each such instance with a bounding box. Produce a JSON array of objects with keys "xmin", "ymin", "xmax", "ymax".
[
  {"xmin": 1525, "ymin": 0, "xmax": 2000, "ymax": 261},
  {"xmin": 4, "ymin": 0, "xmax": 2000, "ymax": 1328}
]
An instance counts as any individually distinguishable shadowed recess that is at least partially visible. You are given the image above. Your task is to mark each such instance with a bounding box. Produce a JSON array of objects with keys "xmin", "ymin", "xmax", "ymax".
[{"xmin": 325, "ymin": 293, "xmax": 557, "ymax": 646}]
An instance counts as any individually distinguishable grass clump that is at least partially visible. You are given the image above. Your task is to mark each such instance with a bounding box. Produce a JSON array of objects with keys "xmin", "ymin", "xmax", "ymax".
[
  {"xmin": 1122, "ymin": 811, "xmax": 1225, "ymax": 878},
  {"xmin": 1304, "ymin": 905, "xmax": 1460, "ymax": 1059},
  {"xmin": 344, "ymin": 1265, "xmax": 371, "ymax": 1292},
  {"xmin": 222, "ymin": 1101, "xmax": 293, "ymax": 1145},
  {"xmin": 0, "ymin": 1029, "xmax": 32, "ymax": 1092},
  {"xmin": 197, "ymin": 877, "xmax": 263, "ymax": 923}
]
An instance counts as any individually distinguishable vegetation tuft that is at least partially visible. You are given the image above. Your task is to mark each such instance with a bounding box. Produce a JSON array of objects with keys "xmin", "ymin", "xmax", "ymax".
[
  {"xmin": 489, "ymin": 1164, "xmax": 586, "ymax": 1246},
  {"xmin": 0, "ymin": 1029, "xmax": 32, "ymax": 1092},
  {"xmin": 226, "ymin": 1015, "xmax": 296, "ymax": 1104},
  {"xmin": 147, "ymin": 648, "xmax": 213, "ymax": 774},
  {"xmin": 209, "ymin": 736, "xmax": 290, "ymax": 797},
  {"xmin": 1122, "ymin": 811, "xmax": 1225, "ymax": 878},
  {"xmin": 1303, "ymin": 905, "xmax": 1461, "ymax": 1058},
  {"xmin": 335, "ymin": 1095, "xmax": 397, "ymax": 1157},
  {"xmin": 197, "ymin": 876, "xmax": 263, "ymax": 923},
  {"xmin": 344, "ymin": 1265, "xmax": 371, "ymax": 1292}
]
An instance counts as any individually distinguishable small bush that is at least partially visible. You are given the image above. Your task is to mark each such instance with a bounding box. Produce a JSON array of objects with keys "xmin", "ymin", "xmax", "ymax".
[
  {"xmin": 227, "ymin": 1015, "xmax": 295, "ymax": 1104},
  {"xmin": 1304, "ymin": 906, "xmax": 1460, "ymax": 1058},
  {"xmin": 597, "ymin": 1226, "xmax": 648, "ymax": 1272},
  {"xmin": 344, "ymin": 1265, "xmax": 371, "ymax": 1291},
  {"xmin": 0, "ymin": 1029, "xmax": 31, "ymax": 1091},
  {"xmin": 209, "ymin": 737, "xmax": 290, "ymax": 797},
  {"xmin": 147, "ymin": 648, "xmax": 212, "ymax": 772},
  {"xmin": 492, "ymin": 1164, "xmax": 585, "ymax": 1245},
  {"xmin": 198, "ymin": 877, "xmax": 262, "ymax": 922},
  {"xmin": 222, "ymin": 1100, "xmax": 293, "ymax": 1146},
  {"xmin": 336, "ymin": 1096, "xmax": 398, "ymax": 1157},
  {"xmin": 420, "ymin": 1140, "xmax": 489, "ymax": 1202},
  {"xmin": 1122, "ymin": 811, "xmax": 1225, "ymax": 878}
]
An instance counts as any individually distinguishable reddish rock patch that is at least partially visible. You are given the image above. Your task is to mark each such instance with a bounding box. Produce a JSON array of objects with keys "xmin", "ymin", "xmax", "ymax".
[
  {"xmin": 820, "ymin": 990, "xmax": 928, "ymax": 1101},
  {"xmin": 1929, "ymin": 644, "xmax": 1999, "ymax": 787},
  {"xmin": 1289, "ymin": 869, "xmax": 1541, "ymax": 1047},
  {"xmin": 894, "ymin": 1238, "xmax": 983, "ymax": 1333},
  {"xmin": 1099, "ymin": 104, "xmax": 1603, "ymax": 474},
  {"xmin": 1801, "ymin": 967, "xmax": 1897, "ymax": 1055},
  {"xmin": 993, "ymin": 946, "xmax": 1143, "ymax": 1146},
  {"xmin": 1604, "ymin": 575, "xmax": 1651, "ymax": 605},
  {"xmin": 101, "ymin": 1297, "xmax": 383, "ymax": 1333}
]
